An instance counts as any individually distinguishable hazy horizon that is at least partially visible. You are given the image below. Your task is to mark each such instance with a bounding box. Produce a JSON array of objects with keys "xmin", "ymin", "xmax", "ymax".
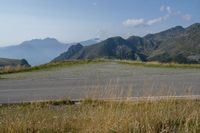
[
  {"xmin": 0, "ymin": 23, "xmax": 195, "ymax": 48},
  {"xmin": 0, "ymin": 0, "xmax": 199, "ymax": 46}
]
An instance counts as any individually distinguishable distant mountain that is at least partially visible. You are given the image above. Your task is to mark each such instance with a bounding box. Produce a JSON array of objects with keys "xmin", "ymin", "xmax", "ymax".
[
  {"xmin": 0, "ymin": 38, "xmax": 101, "ymax": 66},
  {"xmin": 0, "ymin": 58, "xmax": 30, "ymax": 68},
  {"xmin": 0, "ymin": 38, "xmax": 70, "ymax": 66},
  {"xmin": 79, "ymin": 38, "xmax": 101, "ymax": 46},
  {"xmin": 53, "ymin": 23, "xmax": 200, "ymax": 64}
]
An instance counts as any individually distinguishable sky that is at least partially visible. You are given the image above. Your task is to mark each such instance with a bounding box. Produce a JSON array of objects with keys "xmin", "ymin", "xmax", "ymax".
[{"xmin": 0, "ymin": 0, "xmax": 199, "ymax": 46}]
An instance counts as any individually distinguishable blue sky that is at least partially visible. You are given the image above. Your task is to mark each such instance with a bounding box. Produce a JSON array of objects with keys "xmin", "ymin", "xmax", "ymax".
[{"xmin": 0, "ymin": 0, "xmax": 199, "ymax": 46}]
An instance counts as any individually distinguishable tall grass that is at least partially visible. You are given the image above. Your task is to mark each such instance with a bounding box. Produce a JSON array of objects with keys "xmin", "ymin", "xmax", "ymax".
[
  {"xmin": 0, "ymin": 99, "xmax": 199, "ymax": 132},
  {"xmin": 0, "ymin": 65, "xmax": 27, "ymax": 74},
  {"xmin": 0, "ymin": 85, "xmax": 199, "ymax": 132}
]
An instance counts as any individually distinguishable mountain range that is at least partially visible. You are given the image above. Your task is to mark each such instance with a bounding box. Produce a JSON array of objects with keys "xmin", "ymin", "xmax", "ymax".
[
  {"xmin": 0, "ymin": 58, "xmax": 30, "ymax": 68},
  {"xmin": 53, "ymin": 23, "xmax": 200, "ymax": 64},
  {"xmin": 0, "ymin": 38, "xmax": 100, "ymax": 66}
]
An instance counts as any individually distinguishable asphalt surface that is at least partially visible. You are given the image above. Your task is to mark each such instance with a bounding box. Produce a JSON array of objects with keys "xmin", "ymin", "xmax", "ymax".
[{"xmin": 0, "ymin": 63, "xmax": 200, "ymax": 103}]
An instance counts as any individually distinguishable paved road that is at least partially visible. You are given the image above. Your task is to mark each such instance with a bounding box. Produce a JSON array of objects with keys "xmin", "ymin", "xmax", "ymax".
[{"xmin": 0, "ymin": 63, "xmax": 200, "ymax": 103}]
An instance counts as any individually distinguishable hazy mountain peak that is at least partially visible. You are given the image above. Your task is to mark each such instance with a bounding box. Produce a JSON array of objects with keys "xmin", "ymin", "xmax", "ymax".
[
  {"xmin": 21, "ymin": 38, "xmax": 61, "ymax": 46},
  {"xmin": 0, "ymin": 38, "xmax": 70, "ymax": 66},
  {"xmin": 43, "ymin": 38, "xmax": 60, "ymax": 43},
  {"xmin": 79, "ymin": 38, "xmax": 101, "ymax": 46},
  {"xmin": 0, "ymin": 38, "xmax": 101, "ymax": 66}
]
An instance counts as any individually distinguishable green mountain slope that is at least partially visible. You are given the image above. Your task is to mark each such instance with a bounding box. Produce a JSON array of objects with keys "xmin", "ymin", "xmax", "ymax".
[
  {"xmin": 148, "ymin": 23, "xmax": 200, "ymax": 63},
  {"xmin": 53, "ymin": 23, "xmax": 200, "ymax": 64},
  {"xmin": 54, "ymin": 37, "xmax": 147, "ymax": 61}
]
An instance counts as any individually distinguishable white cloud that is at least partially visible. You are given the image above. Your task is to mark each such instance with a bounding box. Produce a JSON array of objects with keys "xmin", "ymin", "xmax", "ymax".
[
  {"xmin": 147, "ymin": 17, "xmax": 163, "ymax": 25},
  {"xmin": 160, "ymin": 5, "xmax": 171, "ymax": 13},
  {"xmin": 123, "ymin": 19, "xmax": 145, "ymax": 27},
  {"xmin": 123, "ymin": 17, "xmax": 165, "ymax": 27},
  {"xmin": 182, "ymin": 14, "xmax": 192, "ymax": 21},
  {"xmin": 123, "ymin": 5, "xmax": 192, "ymax": 27},
  {"xmin": 159, "ymin": 5, "xmax": 191, "ymax": 21}
]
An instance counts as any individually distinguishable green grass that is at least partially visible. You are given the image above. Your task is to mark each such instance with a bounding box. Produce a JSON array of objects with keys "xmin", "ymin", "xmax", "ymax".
[{"xmin": 0, "ymin": 98, "xmax": 199, "ymax": 132}]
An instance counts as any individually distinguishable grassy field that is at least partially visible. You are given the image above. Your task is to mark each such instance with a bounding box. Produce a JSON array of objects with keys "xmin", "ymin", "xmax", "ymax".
[{"xmin": 0, "ymin": 98, "xmax": 199, "ymax": 132}]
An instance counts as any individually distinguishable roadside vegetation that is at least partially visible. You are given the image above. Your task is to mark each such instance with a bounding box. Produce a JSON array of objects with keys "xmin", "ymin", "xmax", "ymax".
[
  {"xmin": 0, "ymin": 59, "xmax": 200, "ymax": 75},
  {"xmin": 117, "ymin": 60, "xmax": 200, "ymax": 69},
  {"xmin": 0, "ymin": 60, "xmax": 107, "ymax": 75},
  {"xmin": 0, "ymin": 98, "xmax": 199, "ymax": 132}
]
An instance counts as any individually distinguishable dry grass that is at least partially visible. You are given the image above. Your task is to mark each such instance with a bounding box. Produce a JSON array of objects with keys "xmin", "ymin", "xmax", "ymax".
[
  {"xmin": 0, "ymin": 65, "xmax": 27, "ymax": 74},
  {"xmin": 0, "ymin": 59, "xmax": 107, "ymax": 75},
  {"xmin": 0, "ymin": 98, "xmax": 199, "ymax": 133},
  {"xmin": 1, "ymin": 59, "xmax": 200, "ymax": 75},
  {"xmin": 118, "ymin": 60, "xmax": 200, "ymax": 69}
]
